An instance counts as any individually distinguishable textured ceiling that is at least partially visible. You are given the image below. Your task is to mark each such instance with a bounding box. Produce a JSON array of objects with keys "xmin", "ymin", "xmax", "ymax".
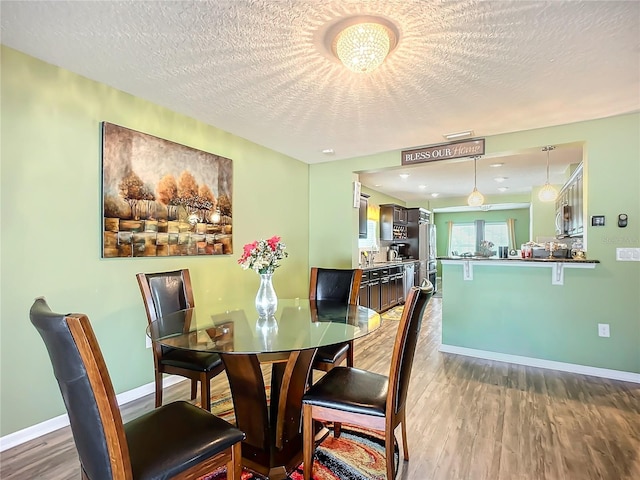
[{"xmin": 1, "ymin": 1, "xmax": 639, "ymax": 200}]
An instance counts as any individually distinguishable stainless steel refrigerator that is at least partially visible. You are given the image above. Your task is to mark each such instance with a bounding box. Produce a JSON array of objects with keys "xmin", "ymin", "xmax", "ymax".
[{"xmin": 405, "ymin": 208, "xmax": 437, "ymax": 293}]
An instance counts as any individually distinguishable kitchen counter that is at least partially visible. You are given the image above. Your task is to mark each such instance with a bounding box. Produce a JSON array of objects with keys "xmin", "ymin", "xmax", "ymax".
[
  {"xmin": 361, "ymin": 259, "xmax": 420, "ymax": 270},
  {"xmin": 439, "ymin": 256, "xmax": 599, "ymax": 285},
  {"xmin": 438, "ymin": 256, "xmax": 599, "ymax": 264}
]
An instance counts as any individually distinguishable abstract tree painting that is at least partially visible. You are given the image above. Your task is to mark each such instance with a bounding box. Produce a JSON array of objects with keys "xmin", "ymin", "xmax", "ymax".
[{"xmin": 101, "ymin": 122, "xmax": 233, "ymax": 258}]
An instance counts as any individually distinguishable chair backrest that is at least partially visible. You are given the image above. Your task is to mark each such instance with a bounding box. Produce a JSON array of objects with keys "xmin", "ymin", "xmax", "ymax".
[
  {"xmin": 387, "ymin": 282, "xmax": 434, "ymax": 416},
  {"xmin": 136, "ymin": 269, "xmax": 195, "ymax": 325},
  {"xmin": 309, "ymin": 267, "xmax": 363, "ymax": 305},
  {"xmin": 30, "ymin": 298, "xmax": 132, "ymax": 480}
]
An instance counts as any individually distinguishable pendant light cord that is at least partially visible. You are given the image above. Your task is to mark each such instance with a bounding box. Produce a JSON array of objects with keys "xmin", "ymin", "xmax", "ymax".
[
  {"xmin": 546, "ymin": 148, "xmax": 550, "ymax": 181},
  {"xmin": 474, "ymin": 155, "xmax": 479, "ymax": 188},
  {"xmin": 543, "ymin": 145, "xmax": 555, "ymax": 183}
]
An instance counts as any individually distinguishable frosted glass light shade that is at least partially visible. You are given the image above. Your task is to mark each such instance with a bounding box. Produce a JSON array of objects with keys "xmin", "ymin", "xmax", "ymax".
[
  {"xmin": 467, "ymin": 188, "xmax": 485, "ymax": 207},
  {"xmin": 335, "ymin": 23, "xmax": 391, "ymax": 73},
  {"xmin": 538, "ymin": 183, "xmax": 558, "ymax": 202}
]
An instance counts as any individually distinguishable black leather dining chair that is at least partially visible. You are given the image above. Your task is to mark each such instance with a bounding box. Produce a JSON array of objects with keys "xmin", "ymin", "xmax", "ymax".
[
  {"xmin": 302, "ymin": 283, "xmax": 434, "ymax": 480},
  {"xmin": 30, "ymin": 297, "xmax": 245, "ymax": 480},
  {"xmin": 308, "ymin": 267, "xmax": 363, "ymax": 373},
  {"xmin": 137, "ymin": 269, "xmax": 225, "ymax": 411}
]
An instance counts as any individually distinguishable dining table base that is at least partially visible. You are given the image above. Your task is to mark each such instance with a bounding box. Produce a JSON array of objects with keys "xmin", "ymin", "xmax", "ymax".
[{"xmin": 220, "ymin": 348, "xmax": 317, "ymax": 479}]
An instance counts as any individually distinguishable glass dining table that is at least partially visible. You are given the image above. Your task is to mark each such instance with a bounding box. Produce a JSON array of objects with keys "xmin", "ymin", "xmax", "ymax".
[{"xmin": 147, "ymin": 298, "xmax": 381, "ymax": 480}]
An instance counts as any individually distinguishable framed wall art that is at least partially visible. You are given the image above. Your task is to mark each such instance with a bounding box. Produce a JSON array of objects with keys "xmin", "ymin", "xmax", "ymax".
[{"xmin": 101, "ymin": 122, "xmax": 233, "ymax": 258}]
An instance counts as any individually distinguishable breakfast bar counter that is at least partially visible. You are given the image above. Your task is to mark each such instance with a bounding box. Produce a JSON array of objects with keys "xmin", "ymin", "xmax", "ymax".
[{"xmin": 439, "ymin": 256, "xmax": 599, "ymax": 286}]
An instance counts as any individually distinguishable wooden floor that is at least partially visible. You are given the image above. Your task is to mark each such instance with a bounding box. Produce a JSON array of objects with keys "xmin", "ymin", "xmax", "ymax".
[{"xmin": 2, "ymin": 297, "xmax": 639, "ymax": 479}]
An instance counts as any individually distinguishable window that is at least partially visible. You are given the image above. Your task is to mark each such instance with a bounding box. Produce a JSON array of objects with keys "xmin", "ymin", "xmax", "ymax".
[
  {"xmin": 450, "ymin": 223, "xmax": 476, "ymax": 255},
  {"xmin": 358, "ymin": 220, "xmax": 378, "ymax": 249},
  {"xmin": 484, "ymin": 222, "xmax": 509, "ymax": 248},
  {"xmin": 449, "ymin": 220, "xmax": 509, "ymax": 255}
]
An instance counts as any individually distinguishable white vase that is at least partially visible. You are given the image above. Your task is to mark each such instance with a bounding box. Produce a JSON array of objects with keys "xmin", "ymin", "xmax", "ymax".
[{"xmin": 255, "ymin": 273, "xmax": 278, "ymax": 318}]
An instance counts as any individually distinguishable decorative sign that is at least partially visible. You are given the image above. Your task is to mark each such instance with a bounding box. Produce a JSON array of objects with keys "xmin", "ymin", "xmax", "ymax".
[{"xmin": 401, "ymin": 138, "xmax": 485, "ymax": 165}]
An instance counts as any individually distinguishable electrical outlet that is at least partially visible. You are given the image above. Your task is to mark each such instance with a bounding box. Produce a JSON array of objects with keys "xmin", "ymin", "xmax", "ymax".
[
  {"xmin": 598, "ymin": 323, "xmax": 610, "ymax": 338},
  {"xmin": 145, "ymin": 334, "xmax": 152, "ymax": 349},
  {"xmin": 616, "ymin": 248, "xmax": 640, "ymax": 261}
]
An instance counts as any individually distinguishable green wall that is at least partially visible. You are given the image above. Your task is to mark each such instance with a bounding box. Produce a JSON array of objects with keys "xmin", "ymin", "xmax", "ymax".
[
  {"xmin": 361, "ymin": 185, "xmax": 406, "ymax": 210},
  {"xmin": 310, "ymin": 113, "xmax": 640, "ymax": 375},
  {"xmin": 0, "ymin": 47, "xmax": 310, "ymax": 436}
]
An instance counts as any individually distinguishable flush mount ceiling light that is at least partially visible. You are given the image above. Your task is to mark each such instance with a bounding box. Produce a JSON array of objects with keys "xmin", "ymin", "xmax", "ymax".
[
  {"xmin": 399, "ymin": 173, "xmax": 410, "ymax": 179},
  {"xmin": 327, "ymin": 17, "xmax": 399, "ymax": 73},
  {"xmin": 538, "ymin": 145, "xmax": 558, "ymax": 202},
  {"xmin": 494, "ymin": 176, "xmax": 508, "ymax": 183},
  {"xmin": 467, "ymin": 156, "xmax": 485, "ymax": 207}
]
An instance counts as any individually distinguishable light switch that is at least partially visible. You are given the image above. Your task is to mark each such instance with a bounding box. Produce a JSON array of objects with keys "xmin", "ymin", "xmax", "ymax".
[{"xmin": 616, "ymin": 248, "xmax": 640, "ymax": 261}]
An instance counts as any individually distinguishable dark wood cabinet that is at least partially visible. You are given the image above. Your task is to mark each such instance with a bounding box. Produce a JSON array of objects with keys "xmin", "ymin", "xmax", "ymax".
[
  {"xmin": 368, "ymin": 279, "xmax": 381, "ymax": 312},
  {"xmin": 555, "ymin": 162, "xmax": 583, "ymax": 238},
  {"xmin": 380, "ymin": 204, "xmax": 408, "ymax": 241},
  {"xmin": 361, "ymin": 266, "xmax": 405, "ymax": 313},
  {"xmin": 393, "ymin": 206, "xmax": 408, "ymax": 224},
  {"xmin": 358, "ymin": 275, "xmax": 369, "ymax": 307},
  {"xmin": 394, "ymin": 271, "xmax": 404, "ymax": 304},
  {"xmin": 380, "ymin": 272, "xmax": 390, "ymax": 311}
]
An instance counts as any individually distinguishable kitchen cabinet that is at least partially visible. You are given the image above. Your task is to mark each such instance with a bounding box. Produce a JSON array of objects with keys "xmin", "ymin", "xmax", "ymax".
[
  {"xmin": 368, "ymin": 279, "xmax": 381, "ymax": 312},
  {"xmin": 555, "ymin": 162, "xmax": 583, "ymax": 237},
  {"xmin": 392, "ymin": 269, "xmax": 404, "ymax": 305},
  {"xmin": 380, "ymin": 204, "xmax": 408, "ymax": 240},
  {"xmin": 358, "ymin": 194, "xmax": 369, "ymax": 239},
  {"xmin": 358, "ymin": 271, "xmax": 369, "ymax": 307},
  {"xmin": 359, "ymin": 265, "xmax": 404, "ymax": 313},
  {"xmin": 366, "ymin": 268, "xmax": 382, "ymax": 312},
  {"xmin": 394, "ymin": 207, "xmax": 408, "ymax": 224},
  {"xmin": 380, "ymin": 273, "xmax": 391, "ymax": 311}
]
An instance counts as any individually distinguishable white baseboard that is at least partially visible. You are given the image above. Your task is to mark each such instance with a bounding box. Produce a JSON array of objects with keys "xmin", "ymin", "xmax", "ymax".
[
  {"xmin": 0, "ymin": 376, "xmax": 186, "ymax": 452},
  {"xmin": 439, "ymin": 344, "xmax": 640, "ymax": 384}
]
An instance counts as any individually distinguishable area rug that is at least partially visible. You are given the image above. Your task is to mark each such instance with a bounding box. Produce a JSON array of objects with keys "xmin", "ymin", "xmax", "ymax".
[
  {"xmin": 198, "ymin": 391, "xmax": 396, "ymax": 480},
  {"xmin": 380, "ymin": 305, "xmax": 404, "ymax": 321}
]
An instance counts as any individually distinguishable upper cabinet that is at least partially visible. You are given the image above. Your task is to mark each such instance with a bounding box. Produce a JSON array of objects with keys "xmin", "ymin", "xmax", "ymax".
[
  {"xmin": 359, "ymin": 194, "xmax": 369, "ymax": 239},
  {"xmin": 380, "ymin": 204, "xmax": 407, "ymax": 240},
  {"xmin": 555, "ymin": 163, "xmax": 584, "ymax": 237}
]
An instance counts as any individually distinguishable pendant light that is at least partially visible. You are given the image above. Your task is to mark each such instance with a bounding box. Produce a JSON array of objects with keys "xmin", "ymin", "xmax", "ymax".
[
  {"xmin": 467, "ymin": 156, "xmax": 485, "ymax": 207},
  {"xmin": 538, "ymin": 145, "xmax": 558, "ymax": 202}
]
